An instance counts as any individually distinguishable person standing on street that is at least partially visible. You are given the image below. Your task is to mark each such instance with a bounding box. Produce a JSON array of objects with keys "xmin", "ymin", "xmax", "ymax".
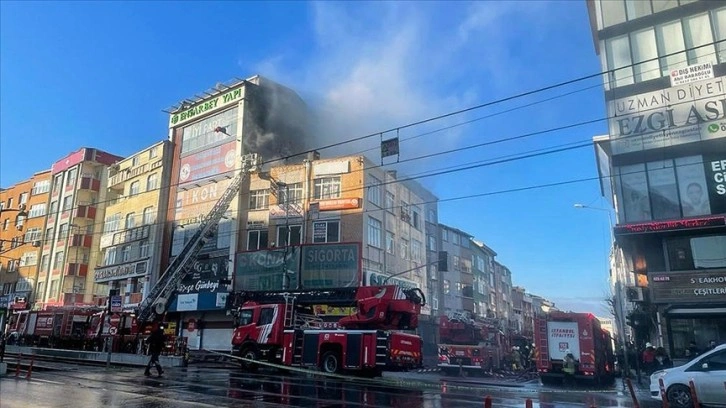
[{"xmin": 145, "ymin": 326, "xmax": 166, "ymax": 377}]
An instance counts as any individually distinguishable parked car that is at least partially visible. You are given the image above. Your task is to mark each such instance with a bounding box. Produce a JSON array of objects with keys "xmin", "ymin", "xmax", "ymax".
[{"xmin": 650, "ymin": 344, "xmax": 726, "ymax": 408}]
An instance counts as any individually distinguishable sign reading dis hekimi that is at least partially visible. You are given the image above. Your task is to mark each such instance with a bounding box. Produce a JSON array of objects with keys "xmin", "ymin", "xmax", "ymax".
[{"xmin": 670, "ymin": 62, "xmax": 714, "ymax": 87}]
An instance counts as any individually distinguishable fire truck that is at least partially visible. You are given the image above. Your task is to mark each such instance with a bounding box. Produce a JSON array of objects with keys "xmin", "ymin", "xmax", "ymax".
[
  {"xmin": 437, "ymin": 311, "xmax": 504, "ymax": 375},
  {"xmin": 227, "ymin": 285, "xmax": 426, "ymax": 377},
  {"xmin": 534, "ymin": 311, "xmax": 615, "ymax": 386},
  {"xmin": 5, "ymin": 306, "xmax": 102, "ymax": 349}
]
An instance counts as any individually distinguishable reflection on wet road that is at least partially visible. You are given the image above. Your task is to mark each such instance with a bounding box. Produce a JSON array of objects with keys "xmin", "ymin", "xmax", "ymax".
[{"xmin": 1, "ymin": 365, "xmax": 660, "ymax": 408}]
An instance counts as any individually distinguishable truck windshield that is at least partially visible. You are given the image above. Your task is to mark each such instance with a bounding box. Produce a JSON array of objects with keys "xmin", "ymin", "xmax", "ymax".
[{"xmin": 239, "ymin": 310, "xmax": 253, "ymax": 326}]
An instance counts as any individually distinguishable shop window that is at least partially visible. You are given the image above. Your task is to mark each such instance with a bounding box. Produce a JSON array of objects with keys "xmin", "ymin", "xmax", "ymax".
[
  {"xmin": 669, "ymin": 316, "xmax": 726, "ymax": 359},
  {"xmin": 667, "ymin": 235, "xmax": 726, "ymax": 271},
  {"xmin": 675, "ymin": 156, "xmax": 711, "ymax": 217}
]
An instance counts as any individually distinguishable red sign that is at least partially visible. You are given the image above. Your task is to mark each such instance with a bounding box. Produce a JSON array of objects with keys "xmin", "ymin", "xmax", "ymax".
[
  {"xmin": 179, "ymin": 141, "xmax": 236, "ymax": 184},
  {"xmin": 614, "ymin": 216, "xmax": 726, "ymax": 235},
  {"xmin": 318, "ymin": 198, "xmax": 361, "ymax": 211},
  {"xmin": 187, "ymin": 318, "xmax": 196, "ymax": 332},
  {"xmin": 109, "ymin": 314, "xmax": 121, "ymax": 328},
  {"xmin": 52, "ymin": 149, "xmax": 88, "ymax": 174}
]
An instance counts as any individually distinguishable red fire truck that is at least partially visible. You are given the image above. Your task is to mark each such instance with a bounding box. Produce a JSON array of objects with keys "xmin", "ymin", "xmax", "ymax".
[
  {"xmin": 534, "ymin": 311, "xmax": 615, "ymax": 386},
  {"xmin": 5, "ymin": 306, "xmax": 102, "ymax": 349},
  {"xmin": 228, "ymin": 285, "xmax": 426, "ymax": 377},
  {"xmin": 437, "ymin": 311, "xmax": 504, "ymax": 375}
]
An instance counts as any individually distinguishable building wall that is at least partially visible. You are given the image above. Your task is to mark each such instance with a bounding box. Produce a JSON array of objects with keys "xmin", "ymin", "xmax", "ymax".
[{"xmin": 438, "ymin": 224, "xmax": 475, "ymax": 314}]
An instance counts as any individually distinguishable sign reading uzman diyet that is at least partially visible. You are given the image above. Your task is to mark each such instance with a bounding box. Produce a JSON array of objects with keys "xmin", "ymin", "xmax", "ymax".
[{"xmin": 607, "ymin": 76, "xmax": 726, "ymax": 155}]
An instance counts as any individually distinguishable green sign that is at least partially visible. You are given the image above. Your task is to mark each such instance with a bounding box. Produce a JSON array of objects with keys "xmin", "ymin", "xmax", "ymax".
[
  {"xmin": 169, "ymin": 87, "xmax": 243, "ymax": 127},
  {"xmin": 235, "ymin": 248, "xmax": 300, "ymax": 291},
  {"xmin": 301, "ymin": 243, "xmax": 360, "ymax": 288}
]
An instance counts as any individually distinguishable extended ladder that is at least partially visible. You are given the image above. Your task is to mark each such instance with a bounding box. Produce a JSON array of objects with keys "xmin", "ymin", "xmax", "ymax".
[{"xmin": 137, "ymin": 153, "xmax": 261, "ymax": 323}]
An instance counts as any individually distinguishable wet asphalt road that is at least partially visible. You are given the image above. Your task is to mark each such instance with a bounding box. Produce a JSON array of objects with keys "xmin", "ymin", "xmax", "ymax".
[{"xmin": 1, "ymin": 364, "xmax": 661, "ymax": 408}]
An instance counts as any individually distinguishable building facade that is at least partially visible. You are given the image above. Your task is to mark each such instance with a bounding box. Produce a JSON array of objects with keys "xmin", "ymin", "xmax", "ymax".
[
  {"xmin": 438, "ymin": 224, "xmax": 475, "ymax": 315},
  {"xmin": 588, "ymin": 0, "xmax": 726, "ymax": 357},
  {"xmin": 0, "ymin": 170, "xmax": 51, "ymax": 329},
  {"xmin": 95, "ymin": 141, "xmax": 172, "ymax": 310},
  {"xmin": 37, "ymin": 148, "xmax": 122, "ymax": 307},
  {"xmin": 492, "ymin": 261, "xmax": 513, "ymax": 326},
  {"xmin": 471, "ymin": 240, "xmax": 496, "ymax": 318}
]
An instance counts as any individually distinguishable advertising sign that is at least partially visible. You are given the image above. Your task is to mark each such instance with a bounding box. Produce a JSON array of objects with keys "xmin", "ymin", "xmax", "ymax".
[
  {"xmin": 318, "ymin": 198, "xmax": 360, "ymax": 211},
  {"xmin": 177, "ymin": 256, "xmax": 230, "ymax": 296},
  {"xmin": 670, "ymin": 62, "xmax": 714, "ymax": 87},
  {"xmin": 110, "ymin": 296, "xmax": 123, "ymax": 313},
  {"xmin": 179, "ymin": 141, "xmax": 236, "ymax": 184},
  {"xmin": 174, "ymin": 177, "xmax": 235, "ymax": 223},
  {"xmin": 269, "ymin": 203, "xmax": 304, "ymax": 220},
  {"xmin": 650, "ymin": 272, "xmax": 726, "ymax": 303},
  {"xmin": 301, "ymin": 243, "xmax": 360, "ymax": 288},
  {"xmin": 704, "ymin": 155, "xmax": 726, "ymax": 214},
  {"xmin": 607, "ymin": 76, "xmax": 726, "ymax": 155},
  {"xmin": 235, "ymin": 248, "xmax": 300, "ymax": 291},
  {"xmin": 614, "ymin": 216, "xmax": 726, "ymax": 235},
  {"xmin": 170, "ymin": 86, "xmax": 243, "ymax": 127},
  {"xmin": 94, "ymin": 260, "xmax": 149, "ymax": 283},
  {"xmin": 364, "ymin": 271, "xmax": 418, "ymax": 290}
]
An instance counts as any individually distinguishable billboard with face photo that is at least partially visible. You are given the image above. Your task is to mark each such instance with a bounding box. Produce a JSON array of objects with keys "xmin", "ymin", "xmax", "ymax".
[{"xmin": 675, "ymin": 156, "xmax": 711, "ymax": 217}]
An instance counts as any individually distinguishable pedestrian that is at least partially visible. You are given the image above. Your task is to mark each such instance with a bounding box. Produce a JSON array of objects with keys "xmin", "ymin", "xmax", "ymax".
[
  {"xmin": 686, "ymin": 341, "xmax": 699, "ymax": 358},
  {"xmin": 144, "ymin": 325, "xmax": 166, "ymax": 377},
  {"xmin": 562, "ymin": 349, "xmax": 576, "ymax": 387},
  {"xmin": 654, "ymin": 347, "xmax": 672, "ymax": 370},
  {"xmin": 641, "ymin": 343, "xmax": 656, "ymax": 376},
  {"xmin": 706, "ymin": 340, "xmax": 717, "ymax": 352}
]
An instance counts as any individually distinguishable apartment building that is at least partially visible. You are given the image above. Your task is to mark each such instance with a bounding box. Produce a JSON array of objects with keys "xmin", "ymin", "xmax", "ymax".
[
  {"xmin": 94, "ymin": 141, "xmax": 172, "ymax": 309},
  {"xmin": 0, "ymin": 170, "xmax": 51, "ymax": 329},
  {"xmin": 471, "ymin": 240, "xmax": 496, "ymax": 318},
  {"xmin": 438, "ymin": 224, "xmax": 475, "ymax": 315},
  {"xmin": 37, "ymin": 148, "xmax": 122, "ymax": 307},
  {"xmin": 492, "ymin": 260, "xmax": 513, "ymax": 325}
]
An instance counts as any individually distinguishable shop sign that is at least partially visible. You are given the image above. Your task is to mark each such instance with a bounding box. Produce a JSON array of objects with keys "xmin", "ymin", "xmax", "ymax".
[
  {"xmin": 318, "ymin": 198, "xmax": 360, "ymax": 211},
  {"xmin": 0, "ymin": 295, "xmax": 8, "ymax": 308},
  {"xmin": 94, "ymin": 260, "xmax": 149, "ymax": 283},
  {"xmin": 178, "ymin": 141, "xmax": 236, "ymax": 184},
  {"xmin": 670, "ymin": 62, "xmax": 714, "ymax": 87},
  {"xmin": 177, "ymin": 255, "xmax": 230, "ymax": 295},
  {"xmin": 613, "ymin": 216, "xmax": 726, "ymax": 235},
  {"xmin": 235, "ymin": 248, "xmax": 300, "ymax": 291},
  {"xmin": 174, "ymin": 177, "xmax": 234, "ymax": 222},
  {"xmin": 607, "ymin": 76, "xmax": 726, "ymax": 155},
  {"xmin": 301, "ymin": 243, "xmax": 360, "ymax": 288},
  {"xmin": 169, "ymin": 86, "xmax": 243, "ymax": 127},
  {"xmin": 704, "ymin": 155, "xmax": 726, "ymax": 214},
  {"xmin": 364, "ymin": 271, "xmax": 418, "ymax": 290},
  {"xmin": 269, "ymin": 203, "xmax": 304, "ymax": 219},
  {"xmin": 650, "ymin": 272, "xmax": 726, "ymax": 304}
]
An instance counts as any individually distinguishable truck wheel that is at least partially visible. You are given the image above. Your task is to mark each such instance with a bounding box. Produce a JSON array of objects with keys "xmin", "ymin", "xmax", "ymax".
[
  {"xmin": 240, "ymin": 347, "xmax": 259, "ymax": 372},
  {"xmin": 666, "ymin": 384, "xmax": 693, "ymax": 408},
  {"xmin": 320, "ymin": 351, "xmax": 341, "ymax": 374}
]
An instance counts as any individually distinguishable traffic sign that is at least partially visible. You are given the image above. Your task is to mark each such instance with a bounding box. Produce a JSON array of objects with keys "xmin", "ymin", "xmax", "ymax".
[
  {"xmin": 109, "ymin": 314, "xmax": 121, "ymax": 327},
  {"xmin": 109, "ymin": 326, "xmax": 118, "ymax": 335},
  {"xmin": 110, "ymin": 295, "xmax": 123, "ymax": 313}
]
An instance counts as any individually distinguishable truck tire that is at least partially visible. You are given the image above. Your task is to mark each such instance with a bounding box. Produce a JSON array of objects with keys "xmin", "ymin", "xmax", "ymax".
[
  {"xmin": 666, "ymin": 384, "xmax": 693, "ymax": 408},
  {"xmin": 240, "ymin": 347, "xmax": 259, "ymax": 372},
  {"xmin": 320, "ymin": 351, "xmax": 341, "ymax": 374}
]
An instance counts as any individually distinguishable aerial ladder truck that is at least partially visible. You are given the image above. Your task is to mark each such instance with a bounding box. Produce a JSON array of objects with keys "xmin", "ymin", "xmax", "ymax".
[
  {"xmin": 227, "ymin": 285, "xmax": 426, "ymax": 377},
  {"xmin": 134, "ymin": 153, "xmax": 262, "ymax": 330}
]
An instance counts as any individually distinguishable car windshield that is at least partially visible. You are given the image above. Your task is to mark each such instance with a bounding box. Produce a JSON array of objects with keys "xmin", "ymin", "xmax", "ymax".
[{"xmin": 239, "ymin": 310, "xmax": 253, "ymax": 326}]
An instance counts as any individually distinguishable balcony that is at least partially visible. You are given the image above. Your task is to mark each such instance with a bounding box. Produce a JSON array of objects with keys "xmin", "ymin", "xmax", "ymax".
[
  {"xmin": 64, "ymin": 263, "xmax": 89, "ymax": 277},
  {"xmin": 108, "ymin": 163, "xmax": 151, "ymax": 188},
  {"xmin": 69, "ymin": 233, "xmax": 93, "ymax": 248},
  {"xmin": 79, "ymin": 176, "xmax": 101, "ymax": 192},
  {"xmin": 75, "ymin": 204, "xmax": 97, "ymax": 220}
]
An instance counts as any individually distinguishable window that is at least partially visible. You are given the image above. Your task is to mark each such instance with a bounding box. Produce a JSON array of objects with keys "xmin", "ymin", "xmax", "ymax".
[
  {"xmin": 2, "ymin": 219, "xmax": 7, "ymax": 231},
  {"xmin": 52, "ymin": 174, "xmax": 62, "ymax": 192},
  {"xmin": 276, "ymin": 225, "xmax": 302, "ymax": 246},
  {"xmin": 620, "ymin": 163, "xmax": 651, "ymax": 222},
  {"xmin": 443, "ymin": 279, "xmax": 450, "ymax": 295},
  {"xmin": 401, "ymin": 239, "xmax": 409, "ymax": 260},
  {"xmin": 412, "ymin": 209, "xmax": 421, "ymax": 230},
  {"xmin": 442, "ymin": 229, "xmax": 448, "ymax": 242},
  {"xmin": 667, "ymin": 235, "xmax": 726, "ymax": 271},
  {"xmin": 53, "ymin": 251, "xmax": 65, "ymax": 269},
  {"xmin": 181, "ymin": 107, "xmax": 238, "ymax": 153},
  {"xmin": 28, "ymin": 203, "xmax": 46, "ymax": 218},
  {"xmin": 386, "ymin": 231, "xmax": 395, "ymax": 254},
  {"xmin": 149, "ymin": 146, "xmax": 159, "ymax": 159},
  {"xmin": 104, "ymin": 247, "xmax": 117, "ymax": 266},
  {"xmin": 712, "ymin": 7, "xmax": 726, "ymax": 64},
  {"xmin": 278, "ymin": 183, "xmax": 303, "ymax": 204},
  {"xmin": 428, "ymin": 209, "xmax": 435, "ymax": 223},
  {"xmin": 652, "ymin": 0, "xmax": 677, "ymax": 13},
  {"xmin": 600, "ymin": 0, "xmax": 626, "ymax": 28},
  {"xmin": 656, "ymin": 20, "xmax": 687, "ymax": 76},
  {"xmin": 606, "ymin": 35, "xmax": 633, "ymax": 88},
  {"xmin": 428, "ymin": 235, "xmax": 436, "ymax": 251},
  {"xmin": 247, "ymin": 229, "xmax": 269, "ymax": 251},
  {"xmin": 314, "ymin": 177, "xmax": 341, "ymax": 199},
  {"xmin": 411, "ymin": 239, "xmax": 422, "ymax": 262},
  {"xmin": 647, "ymin": 161, "xmax": 680, "ymax": 220},
  {"xmin": 126, "ymin": 213, "xmax": 136, "ymax": 229},
  {"xmin": 50, "ymin": 200, "xmax": 58, "ymax": 214},
  {"xmin": 367, "ymin": 217, "xmax": 382, "ymax": 248},
  {"xmin": 453, "ymin": 255, "xmax": 460, "ymax": 270},
  {"xmin": 146, "ymin": 174, "xmax": 158, "ymax": 191},
  {"xmin": 7, "ymin": 260, "xmax": 19, "ymax": 272},
  {"xmin": 249, "ymin": 189, "xmax": 269, "ymax": 210},
  {"xmin": 104, "ymin": 213, "xmax": 121, "ymax": 233},
  {"xmin": 24, "ymin": 228, "xmax": 42, "ymax": 243},
  {"xmin": 58, "ymin": 224, "xmax": 69, "ymax": 239},
  {"xmin": 66, "ymin": 168, "xmax": 77, "ymax": 186},
  {"xmin": 20, "ymin": 252, "xmax": 37, "ymax": 267},
  {"xmin": 631, "ymin": 28, "xmax": 659, "ymax": 82},
  {"xmin": 238, "ymin": 309, "xmax": 253, "ymax": 326},
  {"xmin": 452, "ymin": 233, "xmax": 460, "ymax": 246},
  {"xmin": 368, "ymin": 176, "xmax": 381, "ymax": 206},
  {"xmin": 49, "ymin": 279, "xmax": 59, "ymax": 298},
  {"xmin": 258, "ymin": 307, "xmax": 274, "ymax": 325},
  {"xmin": 312, "ymin": 221, "xmax": 340, "ymax": 243},
  {"xmin": 15, "ymin": 215, "xmax": 25, "ymax": 229},
  {"xmin": 625, "ymin": 0, "xmax": 650, "ymax": 20},
  {"xmin": 32, "ymin": 180, "xmax": 50, "ymax": 195},
  {"xmin": 40, "ymin": 254, "xmax": 50, "ymax": 271},
  {"xmin": 386, "ymin": 192, "xmax": 395, "ymax": 213},
  {"xmin": 46, "ymin": 227, "xmax": 54, "ymax": 241},
  {"xmin": 140, "ymin": 240, "xmax": 150, "ymax": 258},
  {"xmin": 683, "ymin": 13, "xmax": 715, "ymax": 65},
  {"xmin": 129, "ymin": 181, "xmax": 140, "ymax": 196},
  {"xmin": 143, "ymin": 207, "xmax": 155, "ymax": 225},
  {"xmin": 19, "ymin": 193, "xmax": 29, "ymax": 205},
  {"xmin": 6, "ymin": 198, "xmax": 12, "ymax": 209},
  {"xmin": 62, "ymin": 195, "xmax": 73, "ymax": 211},
  {"xmin": 131, "ymin": 156, "xmax": 139, "ymax": 167},
  {"xmin": 122, "ymin": 245, "xmax": 131, "ymax": 262}
]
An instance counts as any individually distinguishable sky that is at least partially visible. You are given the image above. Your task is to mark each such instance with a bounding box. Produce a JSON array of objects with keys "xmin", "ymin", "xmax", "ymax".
[{"xmin": 0, "ymin": 1, "xmax": 614, "ymax": 315}]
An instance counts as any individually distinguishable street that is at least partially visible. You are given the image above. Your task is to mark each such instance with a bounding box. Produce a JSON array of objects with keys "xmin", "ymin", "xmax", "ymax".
[{"xmin": 1, "ymin": 363, "xmax": 661, "ymax": 408}]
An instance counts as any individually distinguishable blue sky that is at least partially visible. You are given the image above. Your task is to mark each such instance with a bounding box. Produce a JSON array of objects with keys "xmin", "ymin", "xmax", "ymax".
[{"xmin": 1, "ymin": 1, "xmax": 613, "ymax": 314}]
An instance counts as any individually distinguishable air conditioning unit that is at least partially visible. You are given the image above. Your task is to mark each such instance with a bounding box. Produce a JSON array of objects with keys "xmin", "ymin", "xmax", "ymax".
[{"xmin": 626, "ymin": 286, "xmax": 645, "ymax": 302}]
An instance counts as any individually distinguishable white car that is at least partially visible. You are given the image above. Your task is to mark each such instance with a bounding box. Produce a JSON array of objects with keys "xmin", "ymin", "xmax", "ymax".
[{"xmin": 650, "ymin": 344, "xmax": 726, "ymax": 407}]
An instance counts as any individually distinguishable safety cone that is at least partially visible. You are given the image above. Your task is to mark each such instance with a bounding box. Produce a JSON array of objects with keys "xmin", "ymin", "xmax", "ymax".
[
  {"xmin": 25, "ymin": 355, "xmax": 35, "ymax": 380},
  {"xmin": 484, "ymin": 395, "xmax": 492, "ymax": 408}
]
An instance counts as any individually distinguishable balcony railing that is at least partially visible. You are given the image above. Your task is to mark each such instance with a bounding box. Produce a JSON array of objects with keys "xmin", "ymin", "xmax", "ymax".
[{"xmin": 64, "ymin": 263, "xmax": 89, "ymax": 277}]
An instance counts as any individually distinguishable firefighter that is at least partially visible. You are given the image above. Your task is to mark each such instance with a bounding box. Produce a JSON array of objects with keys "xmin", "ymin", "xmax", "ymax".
[
  {"xmin": 562, "ymin": 349, "xmax": 576, "ymax": 387},
  {"xmin": 144, "ymin": 326, "xmax": 166, "ymax": 377},
  {"xmin": 511, "ymin": 346, "xmax": 522, "ymax": 371}
]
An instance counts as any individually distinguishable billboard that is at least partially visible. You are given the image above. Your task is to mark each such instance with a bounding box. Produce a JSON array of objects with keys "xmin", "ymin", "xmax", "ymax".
[
  {"xmin": 650, "ymin": 272, "xmax": 726, "ymax": 304},
  {"xmin": 704, "ymin": 155, "xmax": 726, "ymax": 214},
  {"xmin": 300, "ymin": 243, "xmax": 360, "ymax": 288},
  {"xmin": 169, "ymin": 255, "xmax": 231, "ymax": 312},
  {"xmin": 174, "ymin": 177, "xmax": 235, "ymax": 223},
  {"xmin": 235, "ymin": 248, "xmax": 300, "ymax": 291},
  {"xmin": 607, "ymin": 76, "xmax": 726, "ymax": 155},
  {"xmin": 179, "ymin": 141, "xmax": 236, "ymax": 184}
]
